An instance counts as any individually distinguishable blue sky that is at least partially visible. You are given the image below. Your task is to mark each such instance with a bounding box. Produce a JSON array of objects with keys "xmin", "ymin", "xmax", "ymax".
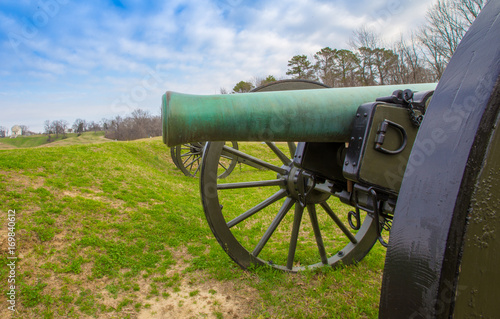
[{"xmin": 0, "ymin": 0, "xmax": 435, "ymax": 133}]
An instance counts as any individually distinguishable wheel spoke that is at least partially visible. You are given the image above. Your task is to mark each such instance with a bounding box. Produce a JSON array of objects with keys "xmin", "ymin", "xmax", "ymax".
[
  {"xmin": 183, "ymin": 155, "xmax": 199, "ymax": 168},
  {"xmin": 218, "ymin": 179, "xmax": 284, "ymax": 190},
  {"xmin": 182, "ymin": 154, "xmax": 193, "ymax": 166},
  {"xmin": 180, "ymin": 152, "xmax": 200, "ymax": 157},
  {"xmin": 187, "ymin": 159, "xmax": 196, "ymax": 172},
  {"xmin": 252, "ymin": 197, "xmax": 295, "ymax": 257},
  {"xmin": 222, "ymin": 145, "xmax": 286, "ymax": 174},
  {"xmin": 287, "ymin": 204, "xmax": 304, "ymax": 270},
  {"xmin": 227, "ymin": 189, "xmax": 287, "ymax": 228},
  {"xmin": 320, "ymin": 202, "xmax": 358, "ymax": 244},
  {"xmin": 287, "ymin": 142, "xmax": 297, "ymax": 158},
  {"xmin": 218, "ymin": 161, "xmax": 228, "ymax": 171},
  {"xmin": 307, "ymin": 204, "xmax": 328, "ymax": 265},
  {"xmin": 265, "ymin": 142, "xmax": 292, "ymax": 165},
  {"xmin": 192, "ymin": 159, "xmax": 201, "ymax": 176},
  {"xmin": 181, "ymin": 146, "xmax": 198, "ymax": 151}
]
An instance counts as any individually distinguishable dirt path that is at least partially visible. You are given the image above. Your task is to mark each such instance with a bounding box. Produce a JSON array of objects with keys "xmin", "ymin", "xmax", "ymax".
[
  {"xmin": 0, "ymin": 142, "xmax": 17, "ymax": 150},
  {"xmin": 135, "ymin": 250, "xmax": 257, "ymax": 319},
  {"xmin": 137, "ymin": 276, "xmax": 256, "ymax": 319}
]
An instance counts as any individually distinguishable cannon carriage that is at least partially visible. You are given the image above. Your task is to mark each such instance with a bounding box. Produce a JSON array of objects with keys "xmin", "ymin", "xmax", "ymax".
[
  {"xmin": 161, "ymin": 1, "xmax": 500, "ymax": 316},
  {"xmin": 163, "ymin": 82, "xmax": 435, "ymax": 271}
]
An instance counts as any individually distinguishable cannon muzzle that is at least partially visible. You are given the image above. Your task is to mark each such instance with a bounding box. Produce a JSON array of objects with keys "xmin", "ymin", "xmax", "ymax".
[{"xmin": 162, "ymin": 83, "xmax": 436, "ymax": 147}]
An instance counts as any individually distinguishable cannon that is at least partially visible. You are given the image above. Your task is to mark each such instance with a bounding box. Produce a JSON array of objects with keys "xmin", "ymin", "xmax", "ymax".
[
  {"xmin": 162, "ymin": 1, "xmax": 499, "ymax": 316},
  {"xmin": 163, "ymin": 81, "xmax": 436, "ymax": 272}
]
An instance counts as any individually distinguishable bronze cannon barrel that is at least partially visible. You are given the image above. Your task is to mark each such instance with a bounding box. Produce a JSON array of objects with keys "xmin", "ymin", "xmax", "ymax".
[{"xmin": 162, "ymin": 83, "xmax": 436, "ymax": 147}]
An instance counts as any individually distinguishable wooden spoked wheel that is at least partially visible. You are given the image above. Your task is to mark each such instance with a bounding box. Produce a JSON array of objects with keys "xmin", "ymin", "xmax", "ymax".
[
  {"xmin": 171, "ymin": 141, "xmax": 238, "ymax": 178},
  {"xmin": 200, "ymin": 141, "xmax": 379, "ymax": 271}
]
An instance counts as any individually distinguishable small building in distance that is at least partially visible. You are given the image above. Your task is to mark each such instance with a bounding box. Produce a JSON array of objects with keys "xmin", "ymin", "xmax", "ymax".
[{"xmin": 11, "ymin": 125, "xmax": 22, "ymax": 138}]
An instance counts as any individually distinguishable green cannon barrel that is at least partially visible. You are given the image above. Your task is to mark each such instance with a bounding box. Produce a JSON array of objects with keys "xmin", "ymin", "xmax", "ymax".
[{"xmin": 162, "ymin": 83, "xmax": 436, "ymax": 147}]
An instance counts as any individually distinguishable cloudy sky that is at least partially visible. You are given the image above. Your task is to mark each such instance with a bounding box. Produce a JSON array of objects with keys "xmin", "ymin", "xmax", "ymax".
[{"xmin": 0, "ymin": 0, "xmax": 435, "ymax": 133}]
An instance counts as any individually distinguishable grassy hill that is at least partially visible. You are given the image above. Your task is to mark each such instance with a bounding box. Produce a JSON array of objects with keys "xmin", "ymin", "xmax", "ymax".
[
  {"xmin": 0, "ymin": 131, "xmax": 109, "ymax": 149},
  {"xmin": 0, "ymin": 138, "xmax": 386, "ymax": 318}
]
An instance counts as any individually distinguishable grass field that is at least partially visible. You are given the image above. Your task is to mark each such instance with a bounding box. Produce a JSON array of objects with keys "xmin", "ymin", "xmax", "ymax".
[{"xmin": 0, "ymin": 137, "xmax": 386, "ymax": 318}]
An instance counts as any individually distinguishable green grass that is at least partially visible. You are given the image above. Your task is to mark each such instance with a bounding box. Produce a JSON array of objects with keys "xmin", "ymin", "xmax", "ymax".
[
  {"xmin": 0, "ymin": 131, "xmax": 108, "ymax": 149},
  {"xmin": 0, "ymin": 138, "xmax": 386, "ymax": 318},
  {"xmin": 0, "ymin": 134, "xmax": 59, "ymax": 148}
]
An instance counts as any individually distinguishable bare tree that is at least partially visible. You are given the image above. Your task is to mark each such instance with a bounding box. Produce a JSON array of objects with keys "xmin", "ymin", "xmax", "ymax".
[
  {"xmin": 456, "ymin": 0, "xmax": 485, "ymax": 26},
  {"xmin": 44, "ymin": 120, "xmax": 68, "ymax": 140},
  {"xmin": 131, "ymin": 109, "xmax": 150, "ymax": 138},
  {"xmin": 61, "ymin": 120, "xmax": 68, "ymax": 137},
  {"xmin": 73, "ymin": 118, "xmax": 87, "ymax": 135},
  {"xmin": 393, "ymin": 33, "xmax": 436, "ymax": 84},
  {"xmin": 106, "ymin": 116, "xmax": 123, "ymax": 140},
  {"xmin": 349, "ymin": 26, "xmax": 380, "ymax": 50},
  {"xmin": 149, "ymin": 115, "xmax": 162, "ymax": 138},
  {"xmin": 52, "ymin": 120, "xmax": 68, "ymax": 138},
  {"xmin": 419, "ymin": 0, "xmax": 464, "ymax": 64},
  {"xmin": 51, "ymin": 121, "xmax": 59, "ymax": 137},
  {"xmin": 418, "ymin": 28, "xmax": 448, "ymax": 79},
  {"xmin": 103, "ymin": 109, "xmax": 162, "ymax": 141},
  {"xmin": 101, "ymin": 118, "xmax": 110, "ymax": 132},
  {"xmin": 0, "ymin": 126, "xmax": 7, "ymax": 138},
  {"xmin": 349, "ymin": 27, "xmax": 400, "ymax": 86},
  {"xmin": 87, "ymin": 121, "xmax": 102, "ymax": 133},
  {"xmin": 418, "ymin": 0, "xmax": 485, "ymax": 79},
  {"xmin": 44, "ymin": 120, "xmax": 52, "ymax": 135},
  {"xmin": 18, "ymin": 125, "xmax": 29, "ymax": 136}
]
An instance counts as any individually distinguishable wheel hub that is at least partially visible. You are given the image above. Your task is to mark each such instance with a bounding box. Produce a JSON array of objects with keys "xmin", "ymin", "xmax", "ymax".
[
  {"xmin": 281, "ymin": 165, "xmax": 330, "ymax": 205},
  {"xmin": 190, "ymin": 142, "xmax": 203, "ymax": 154}
]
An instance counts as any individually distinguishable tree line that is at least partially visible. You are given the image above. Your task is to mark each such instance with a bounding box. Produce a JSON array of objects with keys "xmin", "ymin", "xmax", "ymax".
[
  {"xmin": 225, "ymin": 0, "xmax": 484, "ymax": 92},
  {"xmin": 3, "ymin": 109, "xmax": 162, "ymax": 142},
  {"xmin": 102, "ymin": 109, "xmax": 162, "ymax": 141},
  {"xmin": 38, "ymin": 109, "xmax": 162, "ymax": 141}
]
